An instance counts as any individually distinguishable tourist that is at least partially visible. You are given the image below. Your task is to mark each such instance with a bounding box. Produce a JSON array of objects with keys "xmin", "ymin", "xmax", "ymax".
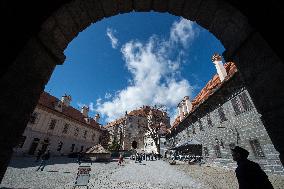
[
  {"xmin": 151, "ymin": 151, "xmax": 154, "ymax": 161},
  {"xmin": 77, "ymin": 152, "xmax": 83, "ymax": 165},
  {"xmin": 118, "ymin": 154, "xmax": 124, "ymax": 166},
  {"xmin": 36, "ymin": 150, "xmax": 50, "ymax": 171},
  {"xmin": 35, "ymin": 149, "xmax": 44, "ymax": 162},
  {"xmin": 231, "ymin": 146, "xmax": 274, "ymax": 189}
]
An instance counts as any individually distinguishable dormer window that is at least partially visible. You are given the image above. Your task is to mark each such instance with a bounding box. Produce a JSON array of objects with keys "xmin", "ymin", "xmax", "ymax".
[
  {"xmin": 55, "ymin": 101, "xmax": 63, "ymax": 112},
  {"xmin": 85, "ymin": 117, "xmax": 91, "ymax": 124}
]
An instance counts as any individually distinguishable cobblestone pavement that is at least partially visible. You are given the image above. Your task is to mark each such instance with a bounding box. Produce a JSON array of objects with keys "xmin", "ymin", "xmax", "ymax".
[
  {"xmin": 88, "ymin": 159, "xmax": 208, "ymax": 189},
  {"xmin": 172, "ymin": 160, "xmax": 284, "ymax": 189},
  {"xmin": 0, "ymin": 157, "xmax": 209, "ymax": 189},
  {"xmin": 2, "ymin": 157, "xmax": 283, "ymax": 189}
]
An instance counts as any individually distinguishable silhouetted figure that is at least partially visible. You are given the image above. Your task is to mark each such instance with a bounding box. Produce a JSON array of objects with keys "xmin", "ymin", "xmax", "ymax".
[
  {"xmin": 231, "ymin": 146, "xmax": 274, "ymax": 189},
  {"xmin": 35, "ymin": 149, "xmax": 44, "ymax": 162},
  {"xmin": 77, "ymin": 152, "xmax": 83, "ymax": 165},
  {"xmin": 118, "ymin": 154, "xmax": 124, "ymax": 166},
  {"xmin": 36, "ymin": 150, "xmax": 50, "ymax": 171}
]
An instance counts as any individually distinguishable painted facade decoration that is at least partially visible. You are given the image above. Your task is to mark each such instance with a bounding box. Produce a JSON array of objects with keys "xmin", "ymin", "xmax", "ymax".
[{"xmin": 167, "ymin": 54, "xmax": 284, "ymax": 175}]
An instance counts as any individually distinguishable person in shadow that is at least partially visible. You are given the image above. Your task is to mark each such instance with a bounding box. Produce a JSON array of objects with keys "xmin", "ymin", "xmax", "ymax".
[
  {"xmin": 35, "ymin": 149, "xmax": 44, "ymax": 162},
  {"xmin": 231, "ymin": 146, "xmax": 274, "ymax": 189},
  {"xmin": 36, "ymin": 150, "xmax": 50, "ymax": 171}
]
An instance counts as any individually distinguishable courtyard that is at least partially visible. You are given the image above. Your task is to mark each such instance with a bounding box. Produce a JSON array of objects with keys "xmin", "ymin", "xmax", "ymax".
[{"xmin": 1, "ymin": 156, "xmax": 284, "ymax": 189}]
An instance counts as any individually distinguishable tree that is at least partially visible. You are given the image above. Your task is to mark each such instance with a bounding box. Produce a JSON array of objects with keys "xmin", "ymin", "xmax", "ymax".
[
  {"xmin": 145, "ymin": 107, "xmax": 170, "ymax": 154},
  {"xmin": 108, "ymin": 138, "xmax": 120, "ymax": 151}
]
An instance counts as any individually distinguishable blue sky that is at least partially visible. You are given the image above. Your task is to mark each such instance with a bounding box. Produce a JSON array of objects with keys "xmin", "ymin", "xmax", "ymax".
[{"xmin": 45, "ymin": 12, "xmax": 224, "ymax": 125}]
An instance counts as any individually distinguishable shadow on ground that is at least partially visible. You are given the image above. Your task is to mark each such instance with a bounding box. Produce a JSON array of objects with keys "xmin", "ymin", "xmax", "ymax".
[{"xmin": 8, "ymin": 156, "xmax": 117, "ymax": 168}]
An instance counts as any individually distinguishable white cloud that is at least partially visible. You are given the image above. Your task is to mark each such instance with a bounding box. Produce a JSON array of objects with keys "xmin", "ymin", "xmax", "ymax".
[
  {"xmin": 170, "ymin": 18, "xmax": 199, "ymax": 47},
  {"xmin": 106, "ymin": 28, "xmax": 118, "ymax": 49},
  {"xmin": 104, "ymin": 93, "xmax": 112, "ymax": 99},
  {"xmin": 89, "ymin": 102, "xmax": 95, "ymax": 112},
  {"xmin": 97, "ymin": 18, "xmax": 199, "ymax": 123},
  {"xmin": 77, "ymin": 102, "xmax": 84, "ymax": 109}
]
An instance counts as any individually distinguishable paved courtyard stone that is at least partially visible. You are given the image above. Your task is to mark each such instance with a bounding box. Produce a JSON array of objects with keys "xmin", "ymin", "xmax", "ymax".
[{"xmin": 1, "ymin": 157, "xmax": 283, "ymax": 189}]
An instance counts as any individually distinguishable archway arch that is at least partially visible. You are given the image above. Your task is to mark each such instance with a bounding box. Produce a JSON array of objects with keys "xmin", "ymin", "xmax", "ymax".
[{"xmin": 1, "ymin": 0, "xmax": 284, "ymax": 182}]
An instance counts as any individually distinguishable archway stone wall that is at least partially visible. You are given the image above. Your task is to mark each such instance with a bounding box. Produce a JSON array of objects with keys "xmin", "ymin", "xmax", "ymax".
[{"xmin": 1, "ymin": 0, "xmax": 284, "ymax": 183}]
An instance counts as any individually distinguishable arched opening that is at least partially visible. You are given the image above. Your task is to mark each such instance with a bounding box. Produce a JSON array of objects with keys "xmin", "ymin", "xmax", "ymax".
[
  {"xmin": 132, "ymin": 141, "xmax": 138, "ymax": 149},
  {"xmin": 1, "ymin": 0, "xmax": 284, "ymax": 184}
]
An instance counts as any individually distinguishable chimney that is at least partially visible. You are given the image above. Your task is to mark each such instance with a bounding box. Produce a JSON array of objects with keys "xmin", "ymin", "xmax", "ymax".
[
  {"xmin": 94, "ymin": 113, "xmax": 100, "ymax": 122},
  {"xmin": 212, "ymin": 53, "xmax": 227, "ymax": 82},
  {"xmin": 178, "ymin": 103, "xmax": 184, "ymax": 121},
  {"xmin": 81, "ymin": 105, "xmax": 89, "ymax": 117},
  {"xmin": 184, "ymin": 96, "xmax": 192, "ymax": 113},
  {"xmin": 61, "ymin": 94, "xmax": 72, "ymax": 107}
]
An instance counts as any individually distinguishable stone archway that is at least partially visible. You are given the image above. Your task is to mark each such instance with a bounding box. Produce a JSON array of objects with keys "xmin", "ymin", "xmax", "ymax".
[
  {"xmin": 1, "ymin": 0, "xmax": 284, "ymax": 183},
  {"xmin": 132, "ymin": 141, "xmax": 138, "ymax": 149}
]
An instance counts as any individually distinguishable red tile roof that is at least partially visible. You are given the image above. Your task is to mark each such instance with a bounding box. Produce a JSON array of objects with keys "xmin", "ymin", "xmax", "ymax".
[
  {"xmin": 171, "ymin": 62, "xmax": 237, "ymax": 129},
  {"xmin": 105, "ymin": 117, "xmax": 126, "ymax": 128},
  {"xmin": 38, "ymin": 92, "xmax": 101, "ymax": 130},
  {"xmin": 104, "ymin": 106, "xmax": 166, "ymax": 128}
]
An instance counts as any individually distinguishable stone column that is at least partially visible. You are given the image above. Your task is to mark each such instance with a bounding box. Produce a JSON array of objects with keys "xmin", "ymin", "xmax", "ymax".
[{"xmin": 0, "ymin": 38, "xmax": 60, "ymax": 182}]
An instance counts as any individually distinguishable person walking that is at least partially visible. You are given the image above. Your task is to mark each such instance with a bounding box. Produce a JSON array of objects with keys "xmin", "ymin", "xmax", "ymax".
[
  {"xmin": 35, "ymin": 149, "xmax": 43, "ymax": 162},
  {"xmin": 231, "ymin": 146, "xmax": 274, "ymax": 189},
  {"xmin": 36, "ymin": 150, "xmax": 50, "ymax": 171},
  {"xmin": 77, "ymin": 152, "xmax": 83, "ymax": 165},
  {"xmin": 118, "ymin": 154, "xmax": 124, "ymax": 166}
]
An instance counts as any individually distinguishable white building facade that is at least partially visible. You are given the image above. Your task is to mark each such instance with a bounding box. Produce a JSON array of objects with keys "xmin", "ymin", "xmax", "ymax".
[
  {"xmin": 13, "ymin": 92, "xmax": 103, "ymax": 156},
  {"xmin": 106, "ymin": 106, "xmax": 170, "ymax": 154}
]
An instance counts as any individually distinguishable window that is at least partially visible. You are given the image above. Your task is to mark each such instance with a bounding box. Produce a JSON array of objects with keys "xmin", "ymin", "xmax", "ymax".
[
  {"xmin": 62, "ymin": 124, "xmax": 69, "ymax": 134},
  {"xmin": 231, "ymin": 92, "xmax": 253, "ymax": 115},
  {"xmin": 17, "ymin": 136, "xmax": 27, "ymax": 148},
  {"xmin": 83, "ymin": 130, "xmax": 87, "ymax": 139},
  {"xmin": 239, "ymin": 92, "xmax": 253, "ymax": 111},
  {"xmin": 74, "ymin": 128, "xmax": 79, "ymax": 136},
  {"xmin": 192, "ymin": 126, "xmax": 196, "ymax": 134},
  {"xmin": 207, "ymin": 114, "xmax": 213, "ymax": 127},
  {"xmin": 198, "ymin": 120, "xmax": 204, "ymax": 131},
  {"xmin": 249, "ymin": 139, "xmax": 265, "ymax": 157},
  {"xmin": 57, "ymin": 141, "xmax": 63, "ymax": 151},
  {"xmin": 29, "ymin": 112, "xmax": 38, "ymax": 124},
  {"xmin": 203, "ymin": 147, "xmax": 209, "ymax": 157},
  {"xmin": 231, "ymin": 97, "xmax": 242, "ymax": 115},
  {"xmin": 220, "ymin": 139, "xmax": 224, "ymax": 148},
  {"xmin": 214, "ymin": 145, "xmax": 222, "ymax": 158},
  {"xmin": 218, "ymin": 107, "xmax": 227, "ymax": 122},
  {"xmin": 48, "ymin": 119, "xmax": 57, "ymax": 130}
]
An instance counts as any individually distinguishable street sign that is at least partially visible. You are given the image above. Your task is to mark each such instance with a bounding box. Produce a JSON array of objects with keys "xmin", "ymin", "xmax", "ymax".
[{"xmin": 74, "ymin": 165, "xmax": 91, "ymax": 189}]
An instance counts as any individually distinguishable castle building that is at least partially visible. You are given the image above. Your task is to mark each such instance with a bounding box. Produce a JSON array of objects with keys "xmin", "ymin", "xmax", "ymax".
[
  {"xmin": 105, "ymin": 106, "xmax": 170, "ymax": 154},
  {"xmin": 166, "ymin": 54, "xmax": 284, "ymax": 175},
  {"xmin": 13, "ymin": 92, "xmax": 103, "ymax": 156}
]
